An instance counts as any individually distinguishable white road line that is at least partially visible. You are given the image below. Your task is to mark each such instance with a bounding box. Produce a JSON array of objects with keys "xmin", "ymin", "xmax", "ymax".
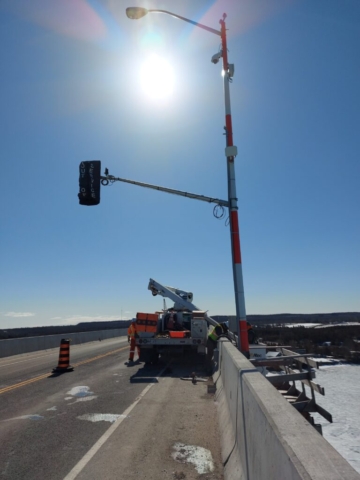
[{"xmin": 62, "ymin": 364, "xmax": 169, "ymax": 480}]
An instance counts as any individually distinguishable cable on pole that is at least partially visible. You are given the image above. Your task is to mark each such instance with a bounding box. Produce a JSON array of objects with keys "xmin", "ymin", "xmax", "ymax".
[{"xmin": 213, "ymin": 204, "xmax": 225, "ymax": 219}]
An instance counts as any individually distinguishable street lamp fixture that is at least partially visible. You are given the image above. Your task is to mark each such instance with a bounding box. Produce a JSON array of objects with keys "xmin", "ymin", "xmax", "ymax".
[
  {"xmin": 126, "ymin": 7, "xmax": 250, "ymax": 357},
  {"xmin": 126, "ymin": 7, "xmax": 147, "ymax": 20}
]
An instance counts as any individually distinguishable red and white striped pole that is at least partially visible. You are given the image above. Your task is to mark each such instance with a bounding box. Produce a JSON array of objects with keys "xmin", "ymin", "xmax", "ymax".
[
  {"xmin": 125, "ymin": 7, "xmax": 250, "ymax": 356},
  {"xmin": 220, "ymin": 14, "xmax": 249, "ymax": 357}
]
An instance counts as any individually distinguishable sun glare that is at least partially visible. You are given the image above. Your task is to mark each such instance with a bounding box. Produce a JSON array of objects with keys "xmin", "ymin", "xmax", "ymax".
[{"xmin": 139, "ymin": 55, "xmax": 174, "ymax": 100}]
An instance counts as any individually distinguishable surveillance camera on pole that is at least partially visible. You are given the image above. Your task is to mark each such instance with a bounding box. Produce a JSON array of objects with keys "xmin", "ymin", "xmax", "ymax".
[{"xmin": 211, "ymin": 51, "xmax": 222, "ymax": 64}]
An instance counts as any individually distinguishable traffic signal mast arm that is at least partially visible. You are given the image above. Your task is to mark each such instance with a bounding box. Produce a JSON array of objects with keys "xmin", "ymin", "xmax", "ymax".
[{"xmin": 100, "ymin": 173, "xmax": 228, "ymax": 207}]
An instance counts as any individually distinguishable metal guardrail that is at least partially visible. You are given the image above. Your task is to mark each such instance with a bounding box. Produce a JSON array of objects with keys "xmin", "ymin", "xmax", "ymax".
[{"xmin": 251, "ymin": 347, "xmax": 332, "ymax": 434}]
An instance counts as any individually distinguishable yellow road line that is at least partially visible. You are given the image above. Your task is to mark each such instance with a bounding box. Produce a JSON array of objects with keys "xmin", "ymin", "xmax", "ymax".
[
  {"xmin": 72, "ymin": 347, "xmax": 127, "ymax": 367},
  {"xmin": 0, "ymin": 346, "xmax": 128, "ymax": 395},
  {"xmin": 0, "ymin": 373, "xmax": 51, "ymax": 394}
]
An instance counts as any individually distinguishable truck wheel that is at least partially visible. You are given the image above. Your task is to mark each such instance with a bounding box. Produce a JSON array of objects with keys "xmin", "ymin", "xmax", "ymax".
[
  {"xmin": 152, "ymin": 351, "xmax": 159, "ymax": 365},
  {"xmin": 140, "ymin": 349, "xmax": 154, "ymax": 364}
]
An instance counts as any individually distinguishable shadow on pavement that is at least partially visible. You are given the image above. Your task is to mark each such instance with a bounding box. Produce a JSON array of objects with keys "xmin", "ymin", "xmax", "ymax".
[
  {"xmin": 47, "ymin": 369, "xmax": 74, "ymax": 378},
  {"xmin": 129, "ymin": 356, "xmax": 209, "ymax": 384}
]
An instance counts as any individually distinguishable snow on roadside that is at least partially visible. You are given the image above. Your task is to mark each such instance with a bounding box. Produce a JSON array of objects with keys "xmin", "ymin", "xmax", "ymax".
[{"xmin": 310, "ymin": 364, "xmax": 360, "ymax": 474}]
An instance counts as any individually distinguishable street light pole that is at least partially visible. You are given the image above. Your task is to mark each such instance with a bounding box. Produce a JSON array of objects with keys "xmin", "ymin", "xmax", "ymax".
[
  {"xmin": 126, "ymin": 7, "xmax": 249, "ymax": 357},
  {"xmin": 219, "ymin": 14, "xmax": 249, "ymax": 356}
]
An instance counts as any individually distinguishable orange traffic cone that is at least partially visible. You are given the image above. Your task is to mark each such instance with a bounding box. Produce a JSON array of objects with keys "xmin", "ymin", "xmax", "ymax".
[{"xmin": 53, "ymin": 339, "xmax": 74, "ymax": 373}]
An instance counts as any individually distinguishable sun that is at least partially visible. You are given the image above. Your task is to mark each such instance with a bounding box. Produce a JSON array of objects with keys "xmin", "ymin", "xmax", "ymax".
[{"xmin": 139, "ymin": 55, "xmax": 175, "ymax": 100}]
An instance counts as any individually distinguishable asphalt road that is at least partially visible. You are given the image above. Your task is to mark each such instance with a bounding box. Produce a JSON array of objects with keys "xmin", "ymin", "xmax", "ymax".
[{"xmin": 0, "ymin": 338, "xmax": 224, "ymax": 480}]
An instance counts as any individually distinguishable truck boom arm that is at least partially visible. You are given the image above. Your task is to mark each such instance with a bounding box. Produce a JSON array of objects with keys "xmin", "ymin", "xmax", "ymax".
[
  {"xmin": 148, "ymin": 278, "xmax": 220, "ymax": 329},
  {"xmin": 148, "ymin": 278, "xmax": 199, "ymax": 311}
]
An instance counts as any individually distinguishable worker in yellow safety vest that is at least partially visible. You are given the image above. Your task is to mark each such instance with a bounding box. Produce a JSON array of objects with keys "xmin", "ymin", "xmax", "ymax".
[
  {"xmin": 206, "ymin": 323, "xmax": 228, "ymax": 374},
  {"xmin": 127, "ymin": 321, "xmax": 140, "ymax": 363}
]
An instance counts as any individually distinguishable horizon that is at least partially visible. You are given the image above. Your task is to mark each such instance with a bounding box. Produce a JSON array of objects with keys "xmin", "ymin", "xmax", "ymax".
[{"xmin": 2, "ymin": 310, "xmax": 360, "ymax": 331}]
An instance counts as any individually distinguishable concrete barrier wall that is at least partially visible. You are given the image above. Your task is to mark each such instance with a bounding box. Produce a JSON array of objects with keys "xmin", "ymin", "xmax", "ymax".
[
  {"xmin": 216, "ymin": 339, "xmax": 360, "ymax": 480},
  {"xmin": 0, "ymin": 329, "xmax": 127, "ymax": 358}
]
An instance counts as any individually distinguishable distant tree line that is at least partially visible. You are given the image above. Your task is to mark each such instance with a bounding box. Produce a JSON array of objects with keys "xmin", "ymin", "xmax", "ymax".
[
  {"xmin": 0, "ymin": 320, "xmax": 133, "ymax": 340},
  {"xmin": 247, "ymin": 312, "xmax": 360, "ymax": 324},
  {"xmin": 255, "ymin": 324, "xmax": 360, "ymax": 362}
]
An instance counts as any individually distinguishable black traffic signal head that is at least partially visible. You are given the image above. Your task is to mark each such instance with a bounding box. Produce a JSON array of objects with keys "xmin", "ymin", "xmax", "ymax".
[{"xmin": 78, "ymin": 160, "xmax": 101, "ymax": 206}]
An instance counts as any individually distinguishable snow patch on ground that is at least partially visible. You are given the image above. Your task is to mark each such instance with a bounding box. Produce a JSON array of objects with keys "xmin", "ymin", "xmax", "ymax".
[
  {"xmin": 66, "ymin": 386, "xmax": 94, "ymax": 397},
  {"xmin": 314, "ymin": 322, "xmax": 360, "ymax": 329},
  {"xmin": 5, "ymin": 414, "xmax": 44, "ymax": 421},
  {"xmin": 307, "ymin": 364, "xmax": 360, "ymax": 474},
  {"xmin": 172, "ymin": 443, "xmax": 214, "ymax": 474},
  {"xmin": 71, "ymin": 396, "xmax": 97, "ymax": 403},
  {"xmin": 285, "ymin": 323, "xmax": 322, "ymax": 328},
  {"xmin": 77, "ymin": 413, "xmax": 125, "ymax": 423}
]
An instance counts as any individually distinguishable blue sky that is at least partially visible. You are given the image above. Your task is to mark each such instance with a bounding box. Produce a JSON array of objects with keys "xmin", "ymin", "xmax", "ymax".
[{"xmin": 1, "ymin": 0, "xmax": 359, "ymax": 329}]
